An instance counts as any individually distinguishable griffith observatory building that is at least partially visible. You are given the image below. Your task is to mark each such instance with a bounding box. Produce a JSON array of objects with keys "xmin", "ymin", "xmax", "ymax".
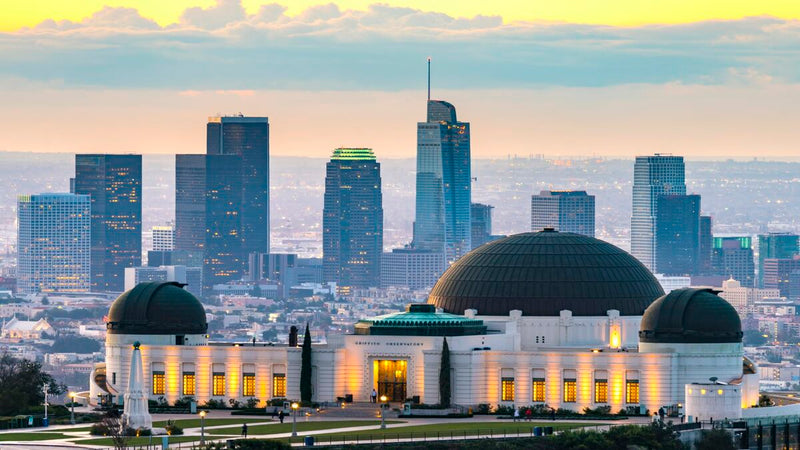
[{"xmin": 89, "ymin": 230, "xmax": 759, "ymax": 420}]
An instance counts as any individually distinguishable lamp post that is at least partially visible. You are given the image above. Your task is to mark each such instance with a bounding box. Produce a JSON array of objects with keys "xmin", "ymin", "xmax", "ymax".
[
  {"xmin": 291, "ymin": 402, "xmax": 299, "ymax": 437},
  {"xmin": 68, "ymin": 392, "xmax": 76, "ymax": 424},
  {"xmin": 199, "ymin": 410, "xmax": 207, "ymax": 445},
  {"xmin": 42, "ymin": 385, "xmax": 49, "ymax": 423},
  {"xmin": 379, "ymin": 395, "xmax": 388, "ymax": 429}
]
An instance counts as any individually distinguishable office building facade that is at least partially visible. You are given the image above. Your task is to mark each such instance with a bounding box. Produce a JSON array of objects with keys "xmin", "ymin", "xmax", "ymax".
[
  {"xmin": 16, "ymin": 193, "xmax": 91, "ymax": 294},
  {"xmin": 654, "ymin": 195, "xmax": 700, "ymax": 276},
  {"xmin": 470, "ymin": 203, "xmax": 494, "ymax": 249},
  {"xmin": 380, "ymin": 248, "xmax": 446, "ymax": 290},
  {"xmin": 413, "ymin": 100, "xmax": 471, "ymax": 264},
  {"xmin": 757, "ymin": 233, "xmax": 799, "ymax": 288},
  {"xmin": 530, "ymin": 190, "xmax": 595, "ymax": 237},
  {"xmin": 712, "ymin": 237, "xmax": 756, "ymax": 288},
  {"xmin": 175, "ymin": 154, "xmax": 206, "ymax": 264},
  {"xmin": 151, "ymin": 226, "xmax": 175, "ymax": 252},
  {"xmin": 322, "ymin": 148, "xmax": 383, "ymax": 291},
  {"xmin": 73, "ymin": 154, "xmax": 142, "ymax": 292},
  {"xmin": 698, "ymin": 216, "xmax": 713, "ymax": 275},
  {"xmin": 762, "ymin": 258, "xmax": 800, "ymax": 300},
  {"xmin": 631, "ymin": 155, "xmax": 686, "ymax": 271}
]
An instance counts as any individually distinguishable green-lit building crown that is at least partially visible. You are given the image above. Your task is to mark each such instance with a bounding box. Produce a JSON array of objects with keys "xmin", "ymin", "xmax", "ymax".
[{"xmin": 331, "ymin": 148, "xmax": 376, "ymax": 161}]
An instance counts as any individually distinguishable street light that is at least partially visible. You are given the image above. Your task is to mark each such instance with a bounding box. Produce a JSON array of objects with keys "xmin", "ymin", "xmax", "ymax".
[
  {"xmin": 291, "ymin": 402, "xmax": 299, "ymax": 437},
  {"xmin": 68, "ymin": 392, "xmax": 76, "ymax": 424},
  {"xmin": 42, "ymin": 385, "xmax": 49, "ymax": 423},
  {"xmin": 379, "ymin": 395, "xmax": 388, "ymax": 429},
  {"xmin": 199, "ymin": 410, "xmax": 207, "ymax": 445}
]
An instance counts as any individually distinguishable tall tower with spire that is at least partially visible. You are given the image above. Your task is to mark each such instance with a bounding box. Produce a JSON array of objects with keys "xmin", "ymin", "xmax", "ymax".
[{"xmin": 412, "ymin": 59, "xmax": 472, "ymax": 266}]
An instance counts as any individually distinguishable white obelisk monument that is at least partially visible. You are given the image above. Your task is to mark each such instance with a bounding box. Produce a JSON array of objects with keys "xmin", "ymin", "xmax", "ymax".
[{"xmin": 121, "ymin": 342, "xmax": 152, "ymax": 431}]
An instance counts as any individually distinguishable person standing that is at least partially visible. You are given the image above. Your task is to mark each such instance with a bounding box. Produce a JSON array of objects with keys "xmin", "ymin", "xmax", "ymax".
[
  {"xmin": 513, "ymin": 408, "xmax": 520, "ymax": 422},
  {"xmin": 279, "ymin": 410, "xmax": 285, "ymax": 424},
  {"xmin": 241, "ymin": 423, "xmax": 248, "ymax": 437},
  {"xmin": 371, "ymin": 389, "xmax": 377, "ymax": 403}
]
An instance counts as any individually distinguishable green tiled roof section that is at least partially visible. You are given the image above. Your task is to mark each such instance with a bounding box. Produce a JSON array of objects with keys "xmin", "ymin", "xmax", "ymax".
[
  {"xmin": 354, "ymin": 304, "xmax": 487, "ymax": 336},
  {"xmin": 331, "ymin": 148, "xmax": 376, "ymax": 161}
]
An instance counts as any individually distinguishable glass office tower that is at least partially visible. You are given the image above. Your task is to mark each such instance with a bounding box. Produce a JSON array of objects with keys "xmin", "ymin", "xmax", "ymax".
[
  {"xmin": 631, "ymin": 155, "xmax": 686, "ymax": 271},
  {"xmin": 530, "ymin": 190, "xmax": 595, "ymax": 237},
  {"xmin": 17, "ymin": 193, "xmax": 91, "ymax": 294},
  {"xmin": 322, "ymin": 148, "xmax": 383, "ymax": 292},
  {"xmin": 654, "ymin": 194, "xmax": 701, "ymax": 276},
  {"xmin": 74, "ymin": 154, "xmax": 142, "ymax": 292},
  {"xmin": 413, "ymin": 100, "xmax": 471, "ymax": 265}
]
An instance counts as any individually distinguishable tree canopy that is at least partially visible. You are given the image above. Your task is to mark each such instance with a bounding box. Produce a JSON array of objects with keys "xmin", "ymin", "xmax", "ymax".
[{"xmin": 0, "ymin": 353, "xmax": 65, "ymax": 416}]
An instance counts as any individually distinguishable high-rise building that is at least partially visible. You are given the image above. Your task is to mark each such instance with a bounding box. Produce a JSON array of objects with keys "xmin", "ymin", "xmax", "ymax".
[
  {"xmin": 124, "ymin": 265, "xmax": 203, "ymax": 298},
  {"xmin": 471, "ymin": 203, "xmax": 494, "ymax": 249},
  {"xmin": 530, "ymin": 190, "xmax": 595, "ymax": 237},
  {"xmin": 762, "ymin": 257, "xmax": 800, "ymax": 300},
  {"xmin": 413, "ymin": 96, "xmax": 471, "ymax": 265},
  {"xmin": 203, "ymin": 154, "xmax": 243, "ymax": 289},
  {"xmin": 654, "ymin": 195, "xmax": 700, "ymax": 276},
  {"xmin": 175, "ymin": 154, "xmax": 206, "ymax": 264},
  {"xmin": 323, "ymin": 148, "xmax": 383, "ymax": 291},
  {"xmin": 719, "ymin": 278, "xmax": 781, "ymax": 315},
  {"xmin": 73, "ymin": 154, "xmax": 142, "ymax": 292},
  {"xmin": 249, "ymin": 253, "xmax": 323, "ymax": 298},
  {"xmin": 16, "ymin": 193, "xmax": 91, "ymax": 294},
  {"xmin": 757, "ymin": 233, "xmax": 799, "ymax": 288},
  {"xmin": 712, "ymin": 236, "xmax": 756, "ymax": 288},
  {"xmin": 381, "ymin": 248, "xmax": 445, "ymax": 290},
  {"xmin": 207, "ymin": 116, "xmax": 270, "ymax": 260},
  {"xmin": 151, "ymin": 225, "xmax": 175, "ymax": 251},
  {"xmin": 698, "ymin": 215, "xmax": 713, "ymax": 275},
  {"xmin": 631, "ymin": 155, "xmax": 686, "ymax": 271}
]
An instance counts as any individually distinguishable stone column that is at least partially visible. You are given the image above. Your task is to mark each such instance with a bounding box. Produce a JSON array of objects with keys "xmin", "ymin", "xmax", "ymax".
[{"xmin": 122, "ymin": 342, "xmax": 152, "ymax": 431}]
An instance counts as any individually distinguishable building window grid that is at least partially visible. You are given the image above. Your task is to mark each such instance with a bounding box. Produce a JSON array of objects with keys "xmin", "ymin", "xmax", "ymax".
[
  {"xmin": 532, "ymin": 379, "xmax": 546, "ymax": 402},
  {"xmin": 212, "ymin": 372, "xmax": 225, "ymax": 396},
  {"xmin": 563, "ymin": 379, "xmax": 577, "ymax": 403},
  {"xmin": 182, "ymin": 372, "xmax": 195, "ymax": 396},
  {"xmin": 243, "ymin": 373, "xmax": 256, "ymax": 397},
  {"xmin": 273, "ymin": 374, "xmax": 286, "ymax": 398},
  {"xmin": 152, "ymin": 371, "xmax": 165, "ymax": 395},
  {"xmin": 626, "ymin": 380, "xmax": 640, "ymax": 404},
  {"xmin": 501, "ymin": 377, "xmax": 515, "ymax": 401},
  {"xmin": 594, "ymin": 379, "xmax": 608, "ymax": 403}
]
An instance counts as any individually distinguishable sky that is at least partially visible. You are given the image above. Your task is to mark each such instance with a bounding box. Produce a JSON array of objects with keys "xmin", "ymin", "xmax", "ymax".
[{"xmin": 1, "ymin": 1, "xmax": 800, "ymax": 159}]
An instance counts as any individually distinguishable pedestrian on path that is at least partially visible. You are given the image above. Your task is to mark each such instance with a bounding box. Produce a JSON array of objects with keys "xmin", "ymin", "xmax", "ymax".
[
  {"xmin": 279, "ymin": 410, "xmax": 285, "ymax": 423},
  {"xmin": 371, "ymin": 389, "xmax": 377, "ymax": 403},
  {"xmin": 525, "ymin": 408, "xmax": 532, "ymax": 421},
  {"xmin": 513, "ymin": 408, "xmax": 519, "ymax": 422},
  {"xmin": 242, "ymin": 423, "xmax": 248, "ymax": 437}
]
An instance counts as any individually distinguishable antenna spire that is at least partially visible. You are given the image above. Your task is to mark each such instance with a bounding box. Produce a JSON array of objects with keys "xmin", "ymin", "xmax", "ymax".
[{"xmin": 427, "ymin": 57, "xmax": 431, "ymax": 101}]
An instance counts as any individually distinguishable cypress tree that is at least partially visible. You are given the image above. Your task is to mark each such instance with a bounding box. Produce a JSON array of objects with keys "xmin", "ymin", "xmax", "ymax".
[
  {"xmin": 439, "ymin": 337, "xmax": 451, "ymax": 407},
  {"xmin": 300, "ymin": 323, "xmax": 313, "ymax": 403}
]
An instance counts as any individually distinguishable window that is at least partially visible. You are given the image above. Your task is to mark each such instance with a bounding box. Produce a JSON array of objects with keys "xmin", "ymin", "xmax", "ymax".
[
  {"xmin": 532, "ymin": 379, "xmax": 546, "ymax": 402},
  {"xmin": 182, "ymin": 372, "xmax": 196, "ymax": 396},
  {"xmin": 273, "ymin": 374, "xmax": 286, "ymax": 398},
  {"xmin": 626, "ymin": 380, "xmax": 640, "ymax": 404},
  {"xmin": 243, "ymin": 373, "xmax": 256, "ymax": 397},
  {"xmin": 501, "ymin": 378, "xmax": 515, "ymax": 401},
  {"xmin": 152, "ymin": 371, "xmax": 165, "ymax": 395},
  {"xmin": 563, "ymin": 379, "xmax": 577, "ymax": 403},
  {"xmin": 594, "ymin": 379, "xmax": 608, "ymax": 403},
  {"xmin": 213, "ymin": 372, "xmax": 225, "ymax": 396}
]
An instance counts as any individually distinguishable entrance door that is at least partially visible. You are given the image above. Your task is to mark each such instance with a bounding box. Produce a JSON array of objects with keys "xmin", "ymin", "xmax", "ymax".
[{"xmin": 376, "ymin": 360, "xmax": 407, "ymax": 402}]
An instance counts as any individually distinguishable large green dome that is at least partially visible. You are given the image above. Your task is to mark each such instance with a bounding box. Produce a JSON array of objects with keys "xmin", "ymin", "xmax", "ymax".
[
  {"xmin": 107, "ymin": 282, "xmax": 208, "ymax": 335},
  {"xmin": 639, "ymin": 288, "xmax": 742, "ymax": 344},
  {"xmin": 427, "ymin": 230, "xmax": 664, "ymax": 317}
]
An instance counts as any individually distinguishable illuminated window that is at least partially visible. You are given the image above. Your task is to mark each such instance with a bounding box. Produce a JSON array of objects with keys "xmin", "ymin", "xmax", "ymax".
[
  {"xmin": 501, "ymin": 378, "xmax": 515, "ymax": 401},
  {"xmin": 273, "ymin": 374, "xmax": 286, "ymax": 398},
  {"xmin": 594, "ymin": 379, "xmax": 608, "ymax": 403},
  {"xmin": 182, "ymin": 372, "xmax": 195, "ymax": 396},
  {"xmin": 243, "ymin": 373, "xmax": 256, "ymax": 397},
  {"xmin": 532, "ymin": 379, "xmax": 546, "ymax": 403},
  {"xmin": 213, "ymin": 372, "xmax": 225, "ymax": 396},
  {"xmin": 152, "ymin": 371, "xmax": 165, "ymax": 395},
  {"xmin": 564, "ymin": 379, "xmax": 577, "ymax": 403},
  {"xmin": 626, "ymin": 380, "xmax": 640, "ymax": 404}
]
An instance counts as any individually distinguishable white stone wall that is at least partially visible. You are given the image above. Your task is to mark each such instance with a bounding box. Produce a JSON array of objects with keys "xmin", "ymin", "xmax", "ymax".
[{"xmin": 685, "ymin": 384, "xmax": 742, "ymax": 422}]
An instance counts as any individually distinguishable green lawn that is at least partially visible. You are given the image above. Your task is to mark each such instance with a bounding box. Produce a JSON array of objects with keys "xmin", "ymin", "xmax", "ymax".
[
  {"xmin": 209, "ymin": 420, "xmax": 403, "ymax": 436},
  {"xmin": 74, "ymin": 435, "xmax": 223, "ymax": 446},
  {"xmin": 153, "ymin": 417, "xmax": 271, "ymax": 429},
  {"xmin": 0, "ymin": 432, "xmax": 69, "ymax": 441},
  {"xmin": 296, "ymin": 421, "xmax": 584, "ymax": 443}
]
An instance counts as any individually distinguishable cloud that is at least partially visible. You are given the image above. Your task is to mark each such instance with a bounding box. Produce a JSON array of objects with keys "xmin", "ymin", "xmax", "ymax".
[{"xmin": 2, "ymin": 1, "xmax": 800, "ymax": 90}]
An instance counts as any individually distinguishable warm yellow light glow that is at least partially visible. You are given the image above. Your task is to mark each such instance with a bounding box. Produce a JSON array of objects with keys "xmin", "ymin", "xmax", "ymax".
[
  {"xmin": 609, "ymin": 326, "xmax": 621, "ymax": 349},
  {"xmin": 69, "ymin": 392, "xmax": 76, "ymax": 399},
  {"xmin": 718, "ymin": 389, "xmax": 724, "ymax": 395},
  {"xmin": 701, "ymin": 389, "xmax": 707, "ymax": 395},
  {"xmin": 199, "ymin": 410, "xmax": 206, "ymax": 418},
  {"xmin": 291, "ymin": 402, "xmax": 299, "ymax": 409},
  {"xmin": 380, "ymin": 395, "xmax": 387, "ymax": 403}
]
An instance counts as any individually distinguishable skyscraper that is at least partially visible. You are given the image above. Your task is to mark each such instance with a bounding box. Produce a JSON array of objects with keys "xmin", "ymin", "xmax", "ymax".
[
  {"xmin": 203, "ymin": 154, "xmax": 243, "ymax": 289},
  {"xmin": 471, "ymin": 203, "xmax": 494, "ymax": 249},
  {"xmin": 175, "ymin": 154, "xmax": 206, "ymax": 263},
  {"xmin": 712, "ymin": 236, "xmax": 756, "ymax": 287},
  {"xmin": 73, "ymin": 154, "xmax": 142, "ymax": 292},
  {"xmin": 17, "ymin": 193, "xmax": 91, "ymax": 294},
  {"xmin": 151, "ymin": 225, "xmax": 175, "ymax": 251},
  {"xmin": 631, "ymin": 155, "xmax": 686, "ymax": 270},
  {"xmin": 762, "ymin": 257, "xmax": 800, "ymax": 300},
  {"xmin": 413, "ymin": 64, "xmax": 471, "ymax": 265},
  {"xmin": 757, "ymin": 233, "xmax": 799, "ymax": 288},
  {"xmin": 654, "ymin": 195, "xmax": 700, "ymax": 276},
  {"xmin": 323, "ymin": 148, "xmax": 383, "ymax": 291},
  {"xmin": 698, "ymin": 215, "xmax": 713, "ymax": 274},
  {"xmin": 207, "ymin": 116, "xmax": 270, "ymax": 260},
  {"xmin": 530, "ymin": 190, "xmax": 595, "ymax": 237}
]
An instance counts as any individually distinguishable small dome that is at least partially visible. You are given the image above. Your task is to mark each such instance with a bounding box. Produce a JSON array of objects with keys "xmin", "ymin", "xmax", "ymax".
[
  {"xmin": 107, "ymin": 282, "xmax": 207, "ymax": 335},
  {"xmin": 639, "ymin": 288, "xmax": 742, "ymax": 344},
  {"xmin": 427, "ymin": 231, "xmax": 664, "ymax": 316}
]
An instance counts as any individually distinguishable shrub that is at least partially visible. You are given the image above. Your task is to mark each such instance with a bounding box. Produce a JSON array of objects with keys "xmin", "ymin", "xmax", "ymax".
[
  {"xmin": 228, "ymin": 398, "xmax": 241, "ymax": 409},
  {"xmin": 582, "ymin": 405, "xmax": 612, "ymax": 416},
  {"xmin": 494, "ymin": 404, "xmax": 515, "ymax": 415},
  {"xmin": 165, "ymin": 419, "xmax": 184, "ymax": 436},
  {"xmin": 245, "ymin": 398, "xmax": 259, "ymax": 409},
  {"xmin": 174, "ymin": 396, "xmax": 195, "ymax": 408},
  {"xmin": 89, "ymin": 422, "xmax": 110, "ymax": 436},
  {"xmin": 473, "ymin": 403, "xmax": 491, "ymax": 415},
  {"xmin": 267, "ymin": 398, "xmax": 287, "ymax": 407},
  {"xmin": 203, "ymin": 398, "xmax": 227, "ymax": 409}
]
